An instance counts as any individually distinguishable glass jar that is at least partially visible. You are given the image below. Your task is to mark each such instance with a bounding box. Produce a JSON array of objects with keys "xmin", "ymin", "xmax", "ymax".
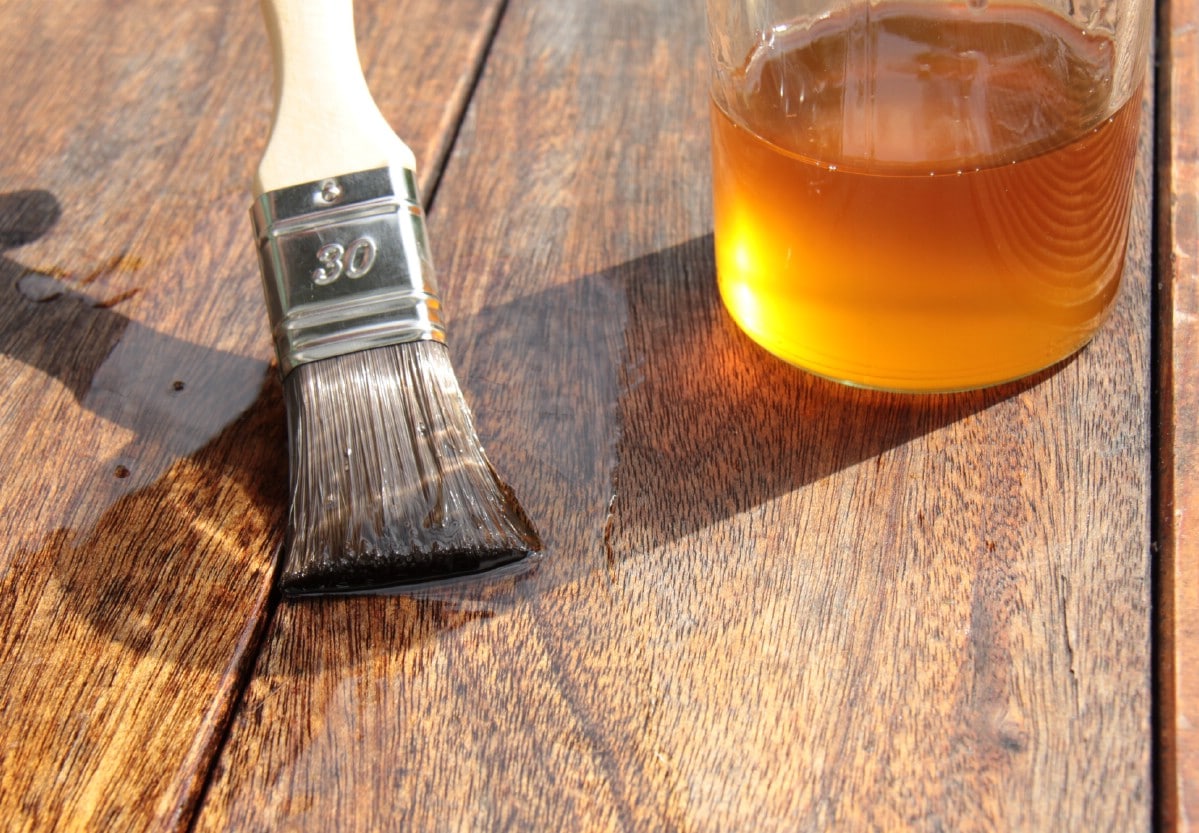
[{"xmin": 707, "ymin": 0, "xmax": 1152, "ymax": 391}]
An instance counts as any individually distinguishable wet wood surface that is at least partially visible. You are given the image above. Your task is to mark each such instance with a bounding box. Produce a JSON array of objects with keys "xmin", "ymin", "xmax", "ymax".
[
  {"xmin": 0, "ymin": 0, "xmax": 1191, "ymax": 830},
  {"xmin": 0, "ymin": 0, "xmax": 503, "ymax": 828}
]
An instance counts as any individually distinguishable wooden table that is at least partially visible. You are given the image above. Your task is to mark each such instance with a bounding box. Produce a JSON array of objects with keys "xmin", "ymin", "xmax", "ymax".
[{"xmin": 0, "ymin": 0, "xmax": 1193, "ymax": 829}]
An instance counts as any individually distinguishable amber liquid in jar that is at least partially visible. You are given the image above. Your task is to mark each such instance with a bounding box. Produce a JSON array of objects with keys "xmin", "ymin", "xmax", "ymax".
[{"xmin": 710, "ymin": 3, "xmax": 1141, "ymax": 391}]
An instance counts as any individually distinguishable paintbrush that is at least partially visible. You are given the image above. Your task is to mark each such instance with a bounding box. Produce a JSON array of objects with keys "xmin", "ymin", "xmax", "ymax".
[{"xmin": 249, "ymin": 0, "xmax": 541, "ymax": 595}]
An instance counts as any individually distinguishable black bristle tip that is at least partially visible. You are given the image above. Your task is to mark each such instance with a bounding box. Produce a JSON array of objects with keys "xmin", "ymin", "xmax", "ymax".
[
  {"xmin": 278, "ymin": 545, "xmax": 537, "ymax": 597},
  {"xmin": 278, "ymin": 340, "xmax": 542, "ymax": 597}
]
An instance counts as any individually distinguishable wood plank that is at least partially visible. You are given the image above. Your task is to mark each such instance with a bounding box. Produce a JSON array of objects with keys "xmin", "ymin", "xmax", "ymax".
[
  {"xmin": 199, "ymin": 0, "xmax": 1155, "ymax": 829},
  {"xmin": 0, "ymin": 0, "xmax": 503, "ymax": 828},
  {"xmin": 1158, "ymin": 0, "xmax": 1199, "ymax": 824}
]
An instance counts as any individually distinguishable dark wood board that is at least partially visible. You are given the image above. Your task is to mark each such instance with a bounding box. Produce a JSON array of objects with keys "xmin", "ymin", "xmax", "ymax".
[
  {"xmin": 0, "ymin": 0, "xmax": 504, "ymax": 828},
  {"xmin": 198, "ymin": 0, "xmax": 1156, "ymax": 829}
]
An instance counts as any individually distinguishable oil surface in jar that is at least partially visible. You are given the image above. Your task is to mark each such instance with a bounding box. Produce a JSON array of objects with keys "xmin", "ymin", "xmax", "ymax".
[{"xmin": 709, "ymin": 3, "xmax": 1141, "ymax": 391}]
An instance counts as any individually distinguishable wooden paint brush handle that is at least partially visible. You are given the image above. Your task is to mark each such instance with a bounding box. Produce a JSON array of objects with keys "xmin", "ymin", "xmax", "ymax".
[{"xmin": 255, "ymin": 0, "xmax": 415, "ymax": 196}]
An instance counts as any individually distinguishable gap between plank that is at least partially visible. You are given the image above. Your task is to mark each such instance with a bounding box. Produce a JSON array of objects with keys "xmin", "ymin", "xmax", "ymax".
[{"xmin": 1151, "ymin": 0, "xmax": 1176, "ymax": 827}]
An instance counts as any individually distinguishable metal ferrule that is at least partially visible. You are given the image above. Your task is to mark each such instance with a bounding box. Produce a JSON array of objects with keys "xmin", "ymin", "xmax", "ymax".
[{"xmin": 251, "ymin": 165, "xmax": 443, "ymax": 377}]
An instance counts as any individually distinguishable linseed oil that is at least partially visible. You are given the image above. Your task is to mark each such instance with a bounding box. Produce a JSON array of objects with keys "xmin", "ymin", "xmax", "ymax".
[{"xmin": 710, "ymin": 3, "xmax": 1141, "ymax": 391}]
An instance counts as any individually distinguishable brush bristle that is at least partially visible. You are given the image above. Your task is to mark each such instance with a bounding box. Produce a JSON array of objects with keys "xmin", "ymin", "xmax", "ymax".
[{"xmin": 279, "ymin": 340, "xmax": 541, "ymax": 595}]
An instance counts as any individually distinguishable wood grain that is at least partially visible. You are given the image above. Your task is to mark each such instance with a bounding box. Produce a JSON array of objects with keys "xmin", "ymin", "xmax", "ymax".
[
  {"xmin": 198, "ymin": 0, "xmax": 1155, "ymax": 829},
  {"xmin": 0, "ymin": 0, "xmax": 502, "ymax": 828},
  {"xmin": 1158, "ymin": 0, "xmax": 1199, "ymax": 825}
]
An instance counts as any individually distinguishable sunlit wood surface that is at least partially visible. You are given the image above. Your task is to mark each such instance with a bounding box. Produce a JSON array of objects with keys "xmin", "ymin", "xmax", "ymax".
[{"xmin": 0, "ymin": 0, "xmax": 1192, "ymax": 829}]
